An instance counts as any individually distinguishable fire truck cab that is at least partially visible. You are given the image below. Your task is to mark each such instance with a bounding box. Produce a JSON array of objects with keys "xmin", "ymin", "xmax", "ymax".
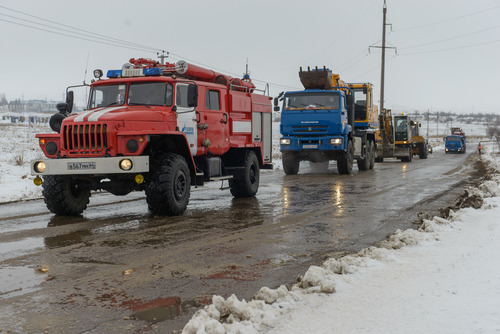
[{"xmin": 31, "ymin": 58, "xmax": 273, "ymax": 216}]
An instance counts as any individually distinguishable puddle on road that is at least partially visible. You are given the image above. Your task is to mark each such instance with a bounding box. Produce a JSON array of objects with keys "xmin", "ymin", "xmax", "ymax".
[
  {"xmin": 0, "ymin": 265, "xmax": 47, "ymax": 298},
  {"xmin": 129, "ymin": 296, "xmax": 203, "ymax": 324},
  {"xmin": 0, "ymin": 237, "xmax": 44, "ymax": 262}
]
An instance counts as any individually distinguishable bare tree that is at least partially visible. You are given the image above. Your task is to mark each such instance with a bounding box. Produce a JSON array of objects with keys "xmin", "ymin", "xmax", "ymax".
[{"xmin": 486, "ymin": 116, "xmax": 500, "ymax": 151}]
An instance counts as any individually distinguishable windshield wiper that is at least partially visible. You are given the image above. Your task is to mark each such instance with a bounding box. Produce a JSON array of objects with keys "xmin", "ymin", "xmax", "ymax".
[
  {"xmin": 102, "ymin": 102, "xmax": 121, "ymax": 107},
  {"xmin": 128, "ymin": 102, "xmax": 151, "ymax": 108}
]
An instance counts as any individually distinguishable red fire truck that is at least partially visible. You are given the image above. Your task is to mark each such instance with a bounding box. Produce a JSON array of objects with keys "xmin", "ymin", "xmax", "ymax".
[{"xmin": 31, "ymin": 58, "xmax": 273, "ymax": 216}]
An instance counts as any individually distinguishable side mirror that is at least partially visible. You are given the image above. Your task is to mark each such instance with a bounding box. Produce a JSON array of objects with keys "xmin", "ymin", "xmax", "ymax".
[
  {"xmin": 66, "ymin": 91, "xmax": 74, "ymax": 113},
  {"xmin": 187, "ymin": 84, "xmax": 198, "ymax": 107},
  {"xmin": 273, "ymin": 97, "xmax": 280, "ymax": 112}
]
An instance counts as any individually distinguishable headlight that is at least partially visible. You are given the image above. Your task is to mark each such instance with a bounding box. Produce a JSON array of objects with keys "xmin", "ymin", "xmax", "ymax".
[
  {"xmin": 119, "ymin": 159, "xmax": 133, "ymax": 171},
  {"xmin": 34, "ymin": 161, "xmax": 46, "ymax": 173},
  {"xmin": 329, "ymin": 138, "xmax": 343, "ymax": 145},
  {"xmin": 280, "ymin": 138, "xmax": 291, "ymax": 145}
]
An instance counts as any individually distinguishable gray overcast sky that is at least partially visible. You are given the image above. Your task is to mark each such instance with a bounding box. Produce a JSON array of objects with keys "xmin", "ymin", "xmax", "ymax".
[{"xmin": 1, "ymin": 0, "xmax": 499, "ymax": 114}]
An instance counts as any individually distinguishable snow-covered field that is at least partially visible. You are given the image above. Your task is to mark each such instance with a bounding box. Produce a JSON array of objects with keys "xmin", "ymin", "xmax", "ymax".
[{"xmin": 1, "ymin": 113, "xmax": 500, "ymax": 333}]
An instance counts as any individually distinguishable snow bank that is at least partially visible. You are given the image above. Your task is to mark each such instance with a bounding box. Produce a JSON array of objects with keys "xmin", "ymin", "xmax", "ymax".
[{"xmin": 182, "ymin": 149, "xmax": 500, "ymax": 334}]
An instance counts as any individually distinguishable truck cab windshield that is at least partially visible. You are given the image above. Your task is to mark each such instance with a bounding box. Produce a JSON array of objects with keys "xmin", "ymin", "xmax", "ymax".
[
  {"xmin": 89, "ymin": 82, "xmax": 173, "ymax": 109},
  {"xmin": 89, "ymin": 84, "xmax": 126, "ymax": 108},
  {"xmin": 284, "ymin": 93, "xmax": 340, "ymax": 110}
]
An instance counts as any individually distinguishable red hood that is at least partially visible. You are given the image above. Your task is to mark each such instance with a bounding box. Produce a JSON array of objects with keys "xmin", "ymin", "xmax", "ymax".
[{"xmin": 66, "ymin": 106, "xmax": 167, "ymax": 123}]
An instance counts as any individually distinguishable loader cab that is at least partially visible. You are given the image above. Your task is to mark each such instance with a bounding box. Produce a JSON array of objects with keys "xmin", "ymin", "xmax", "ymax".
[{"xmin": 393, "ymin": 115, "xmax": 411, "ymax": 142}]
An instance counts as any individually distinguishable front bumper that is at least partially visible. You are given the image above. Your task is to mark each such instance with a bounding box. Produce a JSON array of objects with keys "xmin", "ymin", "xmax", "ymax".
[
  {"xmin": 31, "ymin": 156, "xmax": 150, "ymax": 176},
  {"xmin": 280, "ymin": 136, "xmax": 345, "ymax": 152}
]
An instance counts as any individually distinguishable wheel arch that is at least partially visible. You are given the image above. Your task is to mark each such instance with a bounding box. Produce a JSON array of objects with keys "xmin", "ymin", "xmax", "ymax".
[{"xmin": 147, "ymin": 134, "xmax": 196, "ymax": 179}]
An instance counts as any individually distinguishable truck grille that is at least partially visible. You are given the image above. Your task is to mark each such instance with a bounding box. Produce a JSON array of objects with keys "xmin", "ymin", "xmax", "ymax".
[
  {"xmin": 291, "ymin": 125, "xmax": 329, "ymax": 134},
  {"xmin": 62, "ymin": 123, "xmax": 108, "ymax": 154}
]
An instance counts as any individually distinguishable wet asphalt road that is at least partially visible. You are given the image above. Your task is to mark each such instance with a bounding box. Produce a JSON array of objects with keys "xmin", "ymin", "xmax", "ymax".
[{"xmin": 0, "ymin": 150, "xmax": 485, "ymax": 333}]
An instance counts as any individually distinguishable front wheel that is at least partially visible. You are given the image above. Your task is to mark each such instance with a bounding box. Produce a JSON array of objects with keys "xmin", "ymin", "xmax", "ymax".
[
  {"xmin": 282, "ymin": 151, "xmax": 300, "ymax": 175},
  {"xmin": 230, "ymin": 150, "xmax": 260, "ymax": 197},
  {"xmin": 146, "ymin": 153, "xmax": 191, "ymax": 216},
  {"xmin": 43, "ymin": 175, "xmax": 91, "ymax": 215},
  {"xmin": 337, "ymin": 140, "xmax": 354, "ymax": 174}
]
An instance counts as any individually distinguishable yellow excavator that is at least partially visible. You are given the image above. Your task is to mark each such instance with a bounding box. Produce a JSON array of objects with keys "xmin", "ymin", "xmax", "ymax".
[{"xmin": 375, "ymin": 109, "xmax": 414, "ymax": 162}]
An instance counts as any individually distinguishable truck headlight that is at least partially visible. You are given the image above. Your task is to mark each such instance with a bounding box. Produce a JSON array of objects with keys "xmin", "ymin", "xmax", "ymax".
[
  {"xmin": 329, "ymin": 138, "xmax": 343, "ymax": 145},
  {"xmin": 119, "ymin": 159, "xmax": 133, "ymax": 171},
  {"xmin": 34, "ymin": 161, "xmax": 46, "ymax": 173},
  {"xmin": 280, "ymin": 138, "xmax": 291, "ymax": 145}
]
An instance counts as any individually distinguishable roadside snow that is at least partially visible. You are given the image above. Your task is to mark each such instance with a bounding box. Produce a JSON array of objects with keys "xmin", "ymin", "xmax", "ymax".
[
  {"xmin": 182, "ymin": 147, "xmax": 500, "ymax": 334},
  {"xmin": 0, "ymin": 121, "xmax": 44, "ymax": 203}
]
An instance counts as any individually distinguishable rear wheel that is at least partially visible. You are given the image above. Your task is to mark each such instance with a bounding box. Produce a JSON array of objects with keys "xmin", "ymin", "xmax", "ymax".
[
  {"xmin": 357, "ymin": 141, "xmax": 371, "ymax": 171},
  {"xmin": 43, "ymin": 175, "xmax": 91, "ymax": 215},
  {"xmin": 282, "ymin": 151, "xmax": 300, "ymax": 175},
  {"xmin": 230, "ymin": 150, "xmax": 260, "ymax": 197},
  {"xmin": 368, "ymin": 141, "xmax": 375, "ymax": 169},
  {"xmin": 337, "ymin": 140, "xmax": 354, "ymax": 174},
  {"xmin": 146, "ymin": 153, "xmax": 190, "ymax": 216}
]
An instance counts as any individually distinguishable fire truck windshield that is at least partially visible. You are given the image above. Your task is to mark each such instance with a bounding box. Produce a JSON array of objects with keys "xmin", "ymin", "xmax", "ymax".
[
  {"xmin": 284, "ymin": 93, "xmax": 340, "ymax": 110},
  {"xmin": 128, "ymin": 82, "xmax": 172, "ymax": 106},
  {"xmin": 89, "ymin": 84, "xmax": 126, "ymax": 108},
  {"xmin": 89, "ymin": 82, "xmax": 173, "ymax": 109}
]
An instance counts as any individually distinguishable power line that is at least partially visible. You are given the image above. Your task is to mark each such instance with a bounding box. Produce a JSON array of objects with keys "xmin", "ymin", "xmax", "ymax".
[
  {"xmin": 0, "ymin": 5, "xmax": 313, "ymax": 93},
  {"xmin": 400, "ymin": 24, "xmax": 500, "ymax": 50},
  {"xmin": 400, "ymin": 38, "xmax": 500, "ymax": 55},
  {"xmin": 394, "ymin": 5, "xmax": 500, "ymax": 32},
  {"xmin": 0, "ymin": 5, "xmax": 157, "ymax": 51}
]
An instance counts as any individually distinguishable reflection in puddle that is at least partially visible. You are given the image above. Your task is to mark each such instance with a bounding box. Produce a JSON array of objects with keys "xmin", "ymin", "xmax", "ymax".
[
  {"xmin": 0, "ymin": 266, "xmax": 46, "ymax": 298},
  {"xmin": 125, "ymin": 296, "xmax": 205, "ymax": 323},
  {"xmin": 0, "ymin": 237, "xmax": 44, "ymax": 262}
]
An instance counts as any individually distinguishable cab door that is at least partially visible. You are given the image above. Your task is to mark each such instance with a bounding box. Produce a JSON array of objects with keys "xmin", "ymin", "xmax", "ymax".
[
  {"xmin": 175, "ymin": 83, "xmax": 198, "ymax": 156},
  {"xmin": 204, "ymin": 88, "xmax": 229, "ymax": 155}
]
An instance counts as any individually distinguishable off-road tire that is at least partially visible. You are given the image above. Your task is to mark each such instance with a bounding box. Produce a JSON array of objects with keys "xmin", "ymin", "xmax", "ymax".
[
  {"xmin": 419, "ymin": 143, "xmax": 428, "ymax": 159},
  {"xmin": 337, "ymin": 140, "xmax": 354, "ymax": 174},
  {"xmin": 369, "ymin": 141, "xmax": 375, "ymax": 169},
  {"xmin": 357, "ymin": 141, "xmax": 370, "ymax": 171},
  {"xmin": 146, "ymin": 153, "xmax": 191, "ymax": 216},
  {"xmin": 42, "ymin": 175, "xmax": 91, "ymax": 215},
  {"xmin": 282, "ymin": 151, "xmax": 300, "ymax": 175},
  {"xmin": 230, "ymin": 150, "xmax": 260, "ymax": 197}
]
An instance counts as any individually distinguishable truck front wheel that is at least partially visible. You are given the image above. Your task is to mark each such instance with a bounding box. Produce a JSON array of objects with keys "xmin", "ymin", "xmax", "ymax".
[
  {"xmin": 43, "ymin": 175, "xmax": 91, "ymax": 215},
  {"xmin": 230, "ymin": 150, "xmax": 260, "ymax": 198},
  {"xmin": 337, "ymin": 140, "xmax": 354, "ymax": 174},
  {"xmin": 146, "ymin": 153, "xmax": 191, "ymax": 216},
  {"xmin": 282, "ymin": 151, "xmax": 300, "ymax": 175}
]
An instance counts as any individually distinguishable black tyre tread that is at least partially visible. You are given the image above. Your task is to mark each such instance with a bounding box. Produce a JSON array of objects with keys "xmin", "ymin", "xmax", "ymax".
[
  {"xmin": 146, "ymin": 153, "xmax": 190, "ymax": 216},
  {"xmin": 369, "ymin": 141, "xmax": 375, "ymax": 169},
  {"xmin": 230, "ymin": 151, "xmax": 260, "ymax": 198},
  {"xmin": 43, "ymin": 175, "xmax": 90, "ymax": 215},
  {"xmin": 282, "ymin": 151, "xmax": 300, "ymax": 175},
  {"xmin": 357, "ymin": 141, "xmax": 370, "ymax": 171},
  {"xmin": 337, "ymin": 140, "xmax": 353, "ymax": 174}
]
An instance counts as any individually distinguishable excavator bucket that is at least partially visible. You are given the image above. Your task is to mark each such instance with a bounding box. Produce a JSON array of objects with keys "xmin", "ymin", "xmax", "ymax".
[{"xmin": 299, "ymin": 67, "xmax": 332, "ymax": 90}]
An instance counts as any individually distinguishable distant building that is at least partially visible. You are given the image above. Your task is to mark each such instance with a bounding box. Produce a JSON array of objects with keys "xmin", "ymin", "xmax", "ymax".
[{"xmin": 8, "ymin": 99, "xmax": 62, "ymax": 113}]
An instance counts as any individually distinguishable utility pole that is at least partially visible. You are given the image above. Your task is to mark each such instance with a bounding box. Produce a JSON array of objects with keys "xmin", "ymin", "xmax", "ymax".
[
  {"xmin": 369, "ymin": 0, "xmax": 396, "ymax": 113},
  {"xmin": 380, "ymin": 0, "xmax": 387, "ymax": 113},
  {"xmin": 157, "ymin": 50, "xmax": 169, "ymax": 65}
]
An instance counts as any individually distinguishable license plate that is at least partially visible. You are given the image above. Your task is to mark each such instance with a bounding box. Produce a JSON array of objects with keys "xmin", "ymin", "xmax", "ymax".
[
  {"xmin": 67, "ymin": 162, "xmax": 96, "ymax": 170},
  {"xmin": 303, "ymin": 144, "xmax": 318, "ymax": 149}
]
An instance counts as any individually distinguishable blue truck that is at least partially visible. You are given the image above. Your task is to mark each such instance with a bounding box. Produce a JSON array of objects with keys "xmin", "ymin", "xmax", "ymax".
[
  {"xmin": 275, "ymin": 67, "xmax": 378, "ymax": 175},
  {"xmin": 445, "ymin": 128, "xmax": 466, "ymax": 154}
]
